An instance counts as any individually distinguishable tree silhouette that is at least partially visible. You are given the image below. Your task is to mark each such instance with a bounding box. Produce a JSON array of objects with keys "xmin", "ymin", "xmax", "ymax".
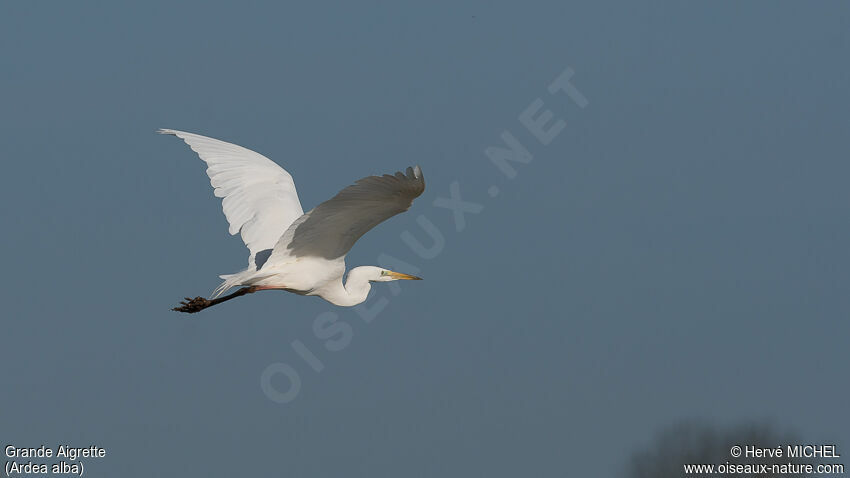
[{"xmin": 627, "ymin": 420, "xmax": 812, "ymax": 478}]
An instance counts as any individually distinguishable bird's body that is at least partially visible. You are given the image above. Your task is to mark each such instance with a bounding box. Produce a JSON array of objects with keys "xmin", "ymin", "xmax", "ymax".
[
  {"xmin": 161, "ymin": 129, "xmax": 424, "ymax": 312},
  {"xmin": 217, "ymin": 256, "xmax": 367, "ymax": 306}
]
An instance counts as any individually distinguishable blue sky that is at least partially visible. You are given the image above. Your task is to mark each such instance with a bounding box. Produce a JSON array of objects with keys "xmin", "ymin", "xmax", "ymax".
[{"xmin": 1, "ymin": 2, "xmax": 848, "ymax": 476}]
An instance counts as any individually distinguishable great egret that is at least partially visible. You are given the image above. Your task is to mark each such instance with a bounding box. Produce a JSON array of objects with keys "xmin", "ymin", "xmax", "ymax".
[{"xmin": 161, "ymin": 129, "xmax": 424, "ymax": 313}]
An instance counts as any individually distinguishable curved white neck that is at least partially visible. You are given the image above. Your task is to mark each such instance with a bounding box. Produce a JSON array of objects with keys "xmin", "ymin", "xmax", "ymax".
[{"xmin": 321, "ymin": 270, "xmax": 373, "ymax": 307}]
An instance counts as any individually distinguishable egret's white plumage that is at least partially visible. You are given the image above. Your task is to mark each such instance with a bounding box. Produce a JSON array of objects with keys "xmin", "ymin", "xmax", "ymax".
[
  {"xmin": 161, "ymin": 129, "xmax": 424, "ymax": 312},
  {"xmin": 159, "ymin": 129, "xmax": 304, "ymax": 270}
]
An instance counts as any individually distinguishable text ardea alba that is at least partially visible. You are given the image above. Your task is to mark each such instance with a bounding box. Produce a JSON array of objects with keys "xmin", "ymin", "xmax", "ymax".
[{"xmin": 161, "ymin": 129, "xmax": 424, "ymax": 313}]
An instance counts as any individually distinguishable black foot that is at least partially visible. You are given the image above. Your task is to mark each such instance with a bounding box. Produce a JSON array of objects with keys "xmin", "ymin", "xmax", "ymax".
[{"xmin": 173, "ymin": 296, "xmax": 211, "ymax": 313}]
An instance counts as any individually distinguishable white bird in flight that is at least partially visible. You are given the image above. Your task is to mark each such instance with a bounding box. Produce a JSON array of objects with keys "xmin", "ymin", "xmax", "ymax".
[{"xmin": 161, "ymin": 129, "xmax": 424, "ymax": 313}]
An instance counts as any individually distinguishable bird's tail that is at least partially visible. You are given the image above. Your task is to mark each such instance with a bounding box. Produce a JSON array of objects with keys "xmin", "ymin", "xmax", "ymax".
[
  {"xmin": 211, "ymin": 274, "xmax": 242, "ymax": 299},
  {"xmin": 211, "ymin": 269, "xmax": 276, "ymax": 298}
]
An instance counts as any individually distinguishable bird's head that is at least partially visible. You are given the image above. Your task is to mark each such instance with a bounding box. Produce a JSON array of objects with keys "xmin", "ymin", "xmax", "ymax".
[
  {"xmin": 351, "ymin": 266, "xmax": 422, "ymax": 283},
  {"xmin": 374, "ymin": 268, "xmax": 422, "ymax": 282}
]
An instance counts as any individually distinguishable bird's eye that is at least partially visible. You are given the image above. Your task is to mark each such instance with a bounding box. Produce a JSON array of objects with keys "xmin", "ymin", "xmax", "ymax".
[{"xmin": 380, "ymin": 270, "xmax": 389, "ymax": 276}]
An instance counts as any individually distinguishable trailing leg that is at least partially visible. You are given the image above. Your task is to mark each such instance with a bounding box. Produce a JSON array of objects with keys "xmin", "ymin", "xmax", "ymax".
[{"xmin": 172, "ymin": 286, "xmax": 258, "ymax": 313}]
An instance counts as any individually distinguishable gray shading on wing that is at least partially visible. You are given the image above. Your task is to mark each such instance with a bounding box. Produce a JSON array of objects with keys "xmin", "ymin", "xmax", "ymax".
[{"xmin": 268, "ymin": 166, "xmax": 425, "ymax": 262}]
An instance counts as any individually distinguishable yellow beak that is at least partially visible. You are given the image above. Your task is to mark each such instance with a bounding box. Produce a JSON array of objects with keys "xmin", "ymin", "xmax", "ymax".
[{"xmin": 385, "ymin": 271, "xmax": 422, "ymax": 280}]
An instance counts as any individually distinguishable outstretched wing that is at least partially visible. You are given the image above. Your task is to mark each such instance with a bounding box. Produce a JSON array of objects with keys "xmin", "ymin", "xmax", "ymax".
[
  {"xmin": 268, "ymin": 166, "xmax": 425, "ymax": 263},
  {"xmin": 160, "ymin": 129, "xmax": 304, "ymax": 268}
]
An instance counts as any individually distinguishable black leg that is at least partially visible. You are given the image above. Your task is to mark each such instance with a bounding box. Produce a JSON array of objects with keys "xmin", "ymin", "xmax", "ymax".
[{"xmin": 172, "ymin": 286, "xmax": 257, "ymax": 313}]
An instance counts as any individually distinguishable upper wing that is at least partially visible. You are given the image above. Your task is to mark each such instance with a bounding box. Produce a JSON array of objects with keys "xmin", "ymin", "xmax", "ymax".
[
  {"xmin": 268, "ymin": 166, "xmax": 425, "ymax": 263},
  {"xmin": 160, "ymin": 129, "xmax": 304, "ymax": 268}
]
